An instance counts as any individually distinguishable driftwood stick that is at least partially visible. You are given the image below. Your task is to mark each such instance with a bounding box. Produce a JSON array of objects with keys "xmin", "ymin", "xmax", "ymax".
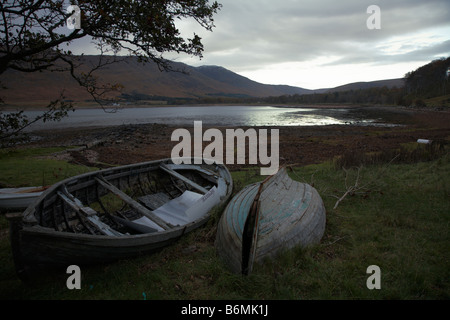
[
  {"xmin": 333, "ymin": 155, "xmax": 400, "ymax": 210},
  {"xmin": 333, "ymin": 166, "xmax": 362, "ymax": 210}
]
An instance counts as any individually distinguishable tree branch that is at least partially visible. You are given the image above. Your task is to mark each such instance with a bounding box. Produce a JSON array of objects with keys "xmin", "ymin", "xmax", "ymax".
[
  {"xmin": 1, "ymin": 0, "xmax": 221, "ymax": 145},
  {"xmin": 332, "ymin": 155, "xmax": 400, "ymax": 210}
]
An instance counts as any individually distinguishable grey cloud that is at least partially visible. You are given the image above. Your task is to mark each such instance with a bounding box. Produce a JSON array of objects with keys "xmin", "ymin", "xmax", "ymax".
[
  {"xmin": 193, "ymin": 0, "xmax": 450, "ymax": 71},
  {"xmin": 69, "ymin": 0, "xmax": 450, "ymax": 86},
  {"xmin": 321, "ymin": 39, "xmax": 450, "ymax": 68}
]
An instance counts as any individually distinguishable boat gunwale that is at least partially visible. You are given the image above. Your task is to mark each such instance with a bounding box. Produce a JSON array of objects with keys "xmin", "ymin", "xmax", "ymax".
[
  {"xmin": 19, "ymin": 216, "xmax": 206, "ymax": 242},
  {"xmin": 20, "ymin": 157, "xmax": 233, "ymax": 229}
]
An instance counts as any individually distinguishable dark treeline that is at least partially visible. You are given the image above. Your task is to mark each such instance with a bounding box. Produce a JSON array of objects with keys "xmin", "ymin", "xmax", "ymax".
[
  {"xmin": 404, "ymin": 57, "xmax": 450, "ymax": 99},
  {"xmin": 262, "ymin": 86, "xmax": 405, "ymax": 106},
  {"xmin": 195, "ymin": 86, "xmax": 405, "ymax": 105}
]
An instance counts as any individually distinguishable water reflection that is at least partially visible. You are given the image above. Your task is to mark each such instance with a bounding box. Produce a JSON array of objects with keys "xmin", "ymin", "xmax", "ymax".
[
  {"xmin": 275, "ymin": 108, "xmax": 377, "ymax": 126},
  {"xmin": 22, "ymin": 105, "xmax": 388, "ymax": 131}
]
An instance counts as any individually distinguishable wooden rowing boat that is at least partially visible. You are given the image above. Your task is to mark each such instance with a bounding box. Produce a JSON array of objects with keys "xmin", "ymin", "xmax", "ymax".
[
  {"xmin": 7, "ymin": 158, "xmax": 233, "ymax": 278},
  {"xmin": 0, "ymin": 186, "xmax": 49, "ymax": 211},
  {"xmin": 215, "ymin": 167, "xmax": 325, "ymax": 275}
]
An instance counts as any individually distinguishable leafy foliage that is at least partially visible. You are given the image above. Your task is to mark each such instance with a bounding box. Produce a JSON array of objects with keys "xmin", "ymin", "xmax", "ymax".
[
  {"xmin": 404, "ymin": 57, "xmax": 450, "ymax": 99},
  {"xmin": 0, "ymin": 0, "xmax": 221, "ymax": 145}
]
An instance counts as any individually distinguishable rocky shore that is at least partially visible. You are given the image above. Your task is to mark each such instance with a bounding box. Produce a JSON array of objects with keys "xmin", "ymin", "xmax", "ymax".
[{"xmin": 23, "ymin": 106, "xmax": 450, "ymax": 170}]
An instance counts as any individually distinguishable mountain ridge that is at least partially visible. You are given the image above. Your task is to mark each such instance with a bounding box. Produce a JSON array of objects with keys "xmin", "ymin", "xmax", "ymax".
[
  {"xmin": 0, "ymin": 55, "xmax": 404, "ymax": 104},
  {"xmin": 325, "ymin": 78, "xmax": 405, "ymax": 92}
]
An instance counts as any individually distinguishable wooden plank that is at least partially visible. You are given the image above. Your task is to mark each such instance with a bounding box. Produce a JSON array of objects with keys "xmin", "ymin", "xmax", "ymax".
[
  {"xmin": 138, "ymin": 193, "xmax": 171, "ymax": 210},
  {"xmin": 94, "ymin": 176, "xmax": 171, "ymax": 230},
  {"xmin": 57, "ymin": 191, "xmax": 96, "ymax": 217},
  {"xmin": 57, "ymin": 191, "xmax": 123, "ymax": 236},
  {"xmin": 159, "ymin": 164, "xmax": 208, "ymax": 194}
]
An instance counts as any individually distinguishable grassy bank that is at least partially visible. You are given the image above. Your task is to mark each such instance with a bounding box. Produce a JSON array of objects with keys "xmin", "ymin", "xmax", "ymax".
[
  {"xmin": 0, "ymin": 147, "xmax": 96, "ymax": 187},
  {"xmin": 0, "ymin": 147, "xmax": 448, "ymax": 300}
]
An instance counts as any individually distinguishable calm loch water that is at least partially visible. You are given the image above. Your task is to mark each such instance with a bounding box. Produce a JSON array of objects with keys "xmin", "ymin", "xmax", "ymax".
[{"xmin": 22, "ymin": 105, "xmax": 393, "ymax": 131}]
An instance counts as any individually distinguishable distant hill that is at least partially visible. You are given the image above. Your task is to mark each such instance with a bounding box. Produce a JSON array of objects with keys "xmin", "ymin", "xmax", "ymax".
[
  {"xmin": 0, "ymin": 55, "xmax": 405, "ymax": 104},
  {"xmin": 0, "ymin": 56, "xmax": 315, "ymax": 104},
  {"xmin": 194, "ymin": 65, "xmax": 313, "ymax": 96},
  {"xmin": 326, "ymin": 78, "xmax": 405, "ymax": 93}
]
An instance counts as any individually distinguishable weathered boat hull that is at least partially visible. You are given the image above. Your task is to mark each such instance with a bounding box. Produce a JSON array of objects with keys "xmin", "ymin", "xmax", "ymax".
[
  {"xmin": 215, "ymin": 167, "xmax": 325, "ymax": 274},
  {"xmin": 8, "ymin": 158, "xmax": 233, "ymax": 278},
  {"xmin": 11, "ymin": 219, "xmax": 201, "ymax": 268},
  {"xmin": 0, "ymin": 187, "xmax": 48, "ymax": 211}
]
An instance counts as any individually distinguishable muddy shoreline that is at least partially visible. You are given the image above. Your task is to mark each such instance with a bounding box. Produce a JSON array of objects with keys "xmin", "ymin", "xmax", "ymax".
[{"xmin": 22, "ymin": 105, "xmax": 450, "ymax": 169}]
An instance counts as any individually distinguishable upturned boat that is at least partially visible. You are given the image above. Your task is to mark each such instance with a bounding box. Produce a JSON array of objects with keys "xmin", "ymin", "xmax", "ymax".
[{"xmin": 215, "ymin": 167, "xmax": 325, "ymax": 275}]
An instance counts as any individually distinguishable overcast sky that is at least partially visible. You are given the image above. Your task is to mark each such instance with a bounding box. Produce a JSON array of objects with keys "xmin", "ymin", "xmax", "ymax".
[{"xmin": 72, "ymin": 0, "xmax": 450, "ymax": 89}]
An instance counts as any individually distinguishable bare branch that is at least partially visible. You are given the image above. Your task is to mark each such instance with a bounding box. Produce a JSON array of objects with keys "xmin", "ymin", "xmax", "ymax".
[
  {"xmin": 333, "ymin": 166, "xmax": 362, "ymax": 210},
  {"xmin": 332, "ymin": 155, "xmax": 400, "ymax": 210},
  {"xmin": 0, "ymin": 94, "xmax": 74, "ymax": 145}
]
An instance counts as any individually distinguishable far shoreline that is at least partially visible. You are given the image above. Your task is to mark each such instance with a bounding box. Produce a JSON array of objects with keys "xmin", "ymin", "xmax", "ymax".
[{"xmin": 1, "ymin": 100, "xmax": 418, "ymax": 112}]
